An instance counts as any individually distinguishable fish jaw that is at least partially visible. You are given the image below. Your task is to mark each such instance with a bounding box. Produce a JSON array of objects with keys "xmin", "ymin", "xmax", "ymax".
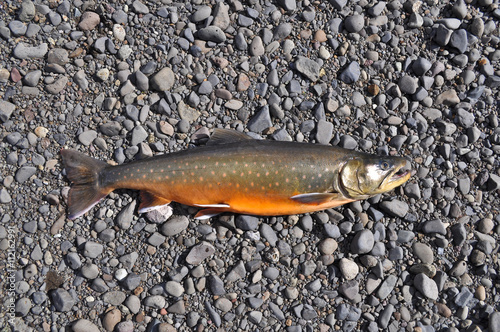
[{"xmin": 379, "ymin": 159, "xmax": 411, "ymax": 192}]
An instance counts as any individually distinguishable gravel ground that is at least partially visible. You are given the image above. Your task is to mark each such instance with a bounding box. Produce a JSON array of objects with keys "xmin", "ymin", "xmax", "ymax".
[{"xmin": 1, "ymin": 0, "xmax": 500, "ymax": 331}]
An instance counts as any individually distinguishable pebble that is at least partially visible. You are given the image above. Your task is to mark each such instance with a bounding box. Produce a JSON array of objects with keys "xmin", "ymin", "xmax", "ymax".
[
  {"xmin": 160, "ymin": 216, "xmax": 189, "ymax": 236},
  {"xmin": 72, "ymin": 319, "xmax": 100, "ymax": 332},
  {"xmin": 294, "ymin": 56, "xmax": 321, "ymax": 82},
  {"xmin": 339, "ymin": 62, "xmax": 360, "ymax": 84},
  {"xmin": 150, "ymin": 67, "xmax": 175, "ymax": 91},
  {"xmin": 344, "ymin": 14, "xmax": 364, "ymax": 33},
  {"xmin": 197, "ymin": 26, "xmax": 226, "ymax": 43},
  {"xmin": 51, "ymin": 288, "xmax": 74, "ymax": 312},
  {"xmin": 103, "ymin": 308, "xmax": 121, "ymax": 331},
  {"xmin": 186, "ymin": 241, "xmax": 215, "ymax": 265},
  {"xmin": 13, "ymin": 43, "xmax": 48, "ymax": 59},
  {"xmin": 414, "ymin": 273, "xmax": 439, "ymax": 300},
  {"xmin": 78, "ymin": 12, "xmax": 100, "ymax": 31},
  {"xmin": 351, "ymin": 229, "xmax": 374, "ymax": 254},
  {"xmin": 339, "ymin": 258, "xmax": 359, "ymax": 280},
  {"xmin": 379, "ymin": 200, "xmax": 409, "ymax": 218}
]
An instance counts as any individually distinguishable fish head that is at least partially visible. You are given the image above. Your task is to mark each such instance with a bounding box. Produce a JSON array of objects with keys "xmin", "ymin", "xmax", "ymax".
[{"xmin": 339, "ymin": 155, "xmax": 411, "ymax": 199}]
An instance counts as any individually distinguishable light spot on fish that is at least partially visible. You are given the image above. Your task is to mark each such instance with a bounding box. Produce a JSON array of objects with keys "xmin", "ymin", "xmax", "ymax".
[
  {"xmin": 150, "ymin": 169, "xmax": 153, "ymax": 173},
  {"xmin": 286, "ymin": 178, "xmax": 289, "ymax": 183},
  {"xmin": 199, "ymin": 177, "xmax": 203, "ymax": 181},
  {"xmin": 302, "ymin": 175, "xmax": 306, "ymax": 179},
  {"xmin": 275, "ymin": 182, "xmax": 279, "ymax": 186},
  {"xmin": 266, "ymin": 172, "xmax": 269, "ymax": 176},
  {"xmin": 143, "ymin": 175, "xmax": 146, "ymax": 179},
  {"xmin": 257, "ymin": 173, "xmax": 260, "ymax": 177},
  {"xmin": 223, "ymin": 173, "xmax": 227, "ymax": 177}
]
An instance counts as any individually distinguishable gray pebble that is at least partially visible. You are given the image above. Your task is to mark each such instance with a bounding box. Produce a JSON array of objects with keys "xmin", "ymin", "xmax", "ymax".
[
  {"xmin": 15, "ymin": 166, "xmax": 36, "ymax": 183},
  {"xmin": 339, "ymin": 62, "xmax": 360, "ymax": 84},
  {"xmin": 72, "ymin": 319, "xmax": 100, "ymax": 332},
  {"xmin": 398, "ymin": 75, "xmax": 418, "ymax": 94},
  {"xmin": 414, "ymin": 273, "xmax": 438, "ymax": 300},
  {"xmin": 124, "ymin": 296, "xmax": 141, "ymax": 314},
  {"xmin": 102, "ymin": 291, "xmax": 126, "ymax": 306},
  {"xmin": 132, "ymin": 0, "xmax": 149, "ymax": 14},
  {"xmin": 236, "ymin": 215, "xmax": 259, "ymax": 231},
  {"xmin": 144, "ymin": 295, "xmax": 166, "ymax": 309},
  {"xmin": 0, "ymin": 100, "xmax": 16, "ymax": 122},
  {"xmin": 259, "ymin": 223, "xmax": 278, "ymax": 246},
  {"xmin": 19, "ymin": 1, "xmax": 36, "ymax": 22},
  {"xmin": 81, "ymin": 263, "xmax": 99, "ymax": 279},
  {"xmin": 51, "ymin": 288, "xmax": 74, "ymax": 312},
  {"xmin": 412, "ymin": 242, "xmax": 434, "ymax": 263},
  {"xmin": 449, "ymin": 29, "xmax": 468, "ymax": 54},
  {"xmin": 489, "ymin": 312, "xmax": 500, "ymax": 332},
  {"xmin": 66, "ymin": 252, "xmax": 82, "ymax": 270},
  {"xmin": 83, "ymin": 241, "xmax": 103, "ymax": 258},
  {"xmin": 344, "ymin": 14, "xmax": 364, "ymax": 33},
  {"xmin": 294, "ymin": 56, "xmax": 320, "ymax": 82},
  {"xmin": 9, "ymin": 20, "xmax": 27, "ymax": 36},
  {"xmin": 248, "ymin": 106, "xmax": 272, "ymax": 133},
  {"xmin": 208, "ymin": 275, "xmax": 225, "ymax": 295},
  {"xmin": 274, "ymin": 23, "xmax": 292, "ymax": 40},
  {"xmin": 147, "ymin": 232, "xmax": 166, "ymax": 246},
  {"xmin": 422, "ymin": 219, "xmax": 447, "ymax": 235},
  {"xmin": 351, "ymin": 229, "xmax": 374, "ymax": 254},
  {"xmin": 15, "ymin": 297, "xmax": 31, "ymax": 316},
  {"xmin": 78, "ymin": 130, "xmax": 97, "ymax": 146},
  {"xmin": 121, "ymin": 273, "xmax": 141, "ymax": 291},
  {"xmin": 316, "ymin": 119, "xmax": 333, "ymax": 144},
  {"xmin": 190, "ymin": 5, "xmax": 211, "ymax": 22},
  {"xmin": 165, "ymin": 280, "xmax": 184, "ymax": 297},
  {"xmin": 197, "ymin": 26, "xmax": 226, "ymax": 43},
  {"xmin": 150, "ymin": 67, "xmax": 175, "ymax": 91},
  {"xmin": 376, "ymin": 275, "xmax": 397, "ymax": 300},
  {"xmin": 379, "ymin": 200, "xmax": 409, "ymax": 217},
  {"xmin": 186, "ymin": 241, "xmax": 215, "ymax": 265},
  {"xmin": 161, "ymin": 216, "xmax": 189, "ymax": 236}
]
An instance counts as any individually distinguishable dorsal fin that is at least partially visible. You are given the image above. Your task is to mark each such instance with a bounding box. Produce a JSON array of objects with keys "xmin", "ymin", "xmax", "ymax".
[{"xmin": 206, "ymin": 129, "xmax": 253, "ymax": 146}]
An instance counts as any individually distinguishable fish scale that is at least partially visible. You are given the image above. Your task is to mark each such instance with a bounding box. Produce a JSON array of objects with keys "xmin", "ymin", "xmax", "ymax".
[{"xmin": 61, "ymin": 129, "xmax": 411, "ymax": 219}]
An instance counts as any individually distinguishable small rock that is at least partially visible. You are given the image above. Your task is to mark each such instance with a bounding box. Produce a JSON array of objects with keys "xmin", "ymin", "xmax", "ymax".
[
  {"xmin": 294, "ymin": 56, "xmax": 321, "ymax": 82},
  {"xmin": 78, "ymin": 12, "xmax": 100, "ymax": 31},
  {"xmin": 103, "ymin": 308, "xmax": 121, "ymax": 332},
  {"xmin": 414, "ymin": 273, "xmax": 438, "ymax": 300},
  {"xmin": 150, "ymin": 67, "xmax": 175, "ymax": 91},
  {"xmin": 51, "ymin": 288, "xmax": 74, "ymax": 312},
  {"xmin": 186, "ymin": 241, "xmax": 215, "ymax": 265}
]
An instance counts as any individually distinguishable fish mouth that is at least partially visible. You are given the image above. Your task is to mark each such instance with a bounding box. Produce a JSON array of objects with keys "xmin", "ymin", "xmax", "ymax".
[{"xmin": 381, "ymin": 161, "xmax": 411, "ymax": 190}]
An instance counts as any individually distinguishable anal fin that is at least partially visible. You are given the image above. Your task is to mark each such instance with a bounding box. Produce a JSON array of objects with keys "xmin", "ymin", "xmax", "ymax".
[
  {"xmin": 290, "ymin": 192, "xmax": 340, "ymax": 205},
  {"xmin": 138, "ymin": 192, "xmax": 171, "ymax": 213},
  {"xmin": 194, "ymin": 208, "xmax": 227, "ymax": 220}
]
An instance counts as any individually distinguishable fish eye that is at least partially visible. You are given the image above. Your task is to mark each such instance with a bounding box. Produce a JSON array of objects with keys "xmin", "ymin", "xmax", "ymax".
[{"xmin": 380, "ymin": 161, "xmax": 390, "ymax": 170}]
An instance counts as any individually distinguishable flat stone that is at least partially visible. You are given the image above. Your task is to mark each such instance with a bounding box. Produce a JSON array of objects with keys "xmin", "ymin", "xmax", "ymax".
[
  {"xmin": 132, "ymin": 0, "xmax": 149, "ymax": 14},
  {"xmin": 316, "ymin": 119, "xmax": 333, "ymax": 144},
  {"xmin": 351, "ymin": 229, "xmax": 375, "ymax": 254},
  {"xmin": 435, "ymin": 90, "xmax": 460, "ymax": 106},
  {"xmin": 295, "ymin": 56, "xmax": 321, "ymax": 82},
  {"xmin": 339, "ymin": 62, "xmax": 360, "ymax": 84},
  {"xmin": 414, "ymin": 273, "xmax": 438, "ymax": 300},
  {"xmin": 344, "ymin": 14, "xmax": 364, "ymax": 33},
  {"xmin": 248, "ymin": 106, "xmax": 272, "ymax": 133},
  {"xmin": 72, "ymin": 319, "xmax": 100, "ymax": 332},
  {"xmin": 13, "ymin": 43, "xmax": 48, "ymax": 59},
  {"xmin": 186, "ymin": 241, "xmax": 215, "ymax": 265},
  {"xmin": 78, "ymin": 11, "xmax": 100, "ymax": 30},
  {"xmin": 197, "ymin": 26, "xmax": 226, "ymax": 43},
  {"xmin": 178, "ymin": 101, "xmax": 200, "ymax": 123},
  {"xmin": 45, "ymin": 76, "xmax": 68, "ymax": 94},
  {"xmin": 161, "ymin": 216, "xmax": 189, "ymax": 236},
  {"xmin": 150, "ymin": 67, "xmax": 175, "ymax": 91},
  {"xmin": 212, "ymin": 3, "xmax": 230, "ymax": 30},
  {"xmin": 0, "ymin": 100, "xmax": 16, "ymax": 122},
  {"xmin": 19, "ymin": 1, "xmax": 36, "ymax": 22},
  {"xmin": 377, "ymin": 275, "xmax": 397, "ymax": 300},
  {"xmin": 51, "ymin": 288, "xmax": 74, "ymax": 312},
  {"xmin": 15, "ymin": 166, "xmax": 36, "ymax": 183},
  {"xmin": 379, "ymin": 200, "xmax": 409, "ymax": 217}
]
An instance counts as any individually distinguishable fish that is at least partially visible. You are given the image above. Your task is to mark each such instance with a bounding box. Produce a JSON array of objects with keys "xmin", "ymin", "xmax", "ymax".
[{"xmin": 60, "ymin": 129, "xmax": 411, "ymax": 220}]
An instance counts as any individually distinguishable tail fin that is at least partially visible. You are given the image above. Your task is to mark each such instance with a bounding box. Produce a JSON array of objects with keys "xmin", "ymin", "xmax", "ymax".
[{"xmin": 60, "ymin": 149, "xmax": 112, "ymax": 219}]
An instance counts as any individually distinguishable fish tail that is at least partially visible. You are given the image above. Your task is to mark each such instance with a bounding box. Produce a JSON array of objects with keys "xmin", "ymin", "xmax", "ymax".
[{"xmin": 60, "ymin": 149, "xmax": 112, "ymax": 219}]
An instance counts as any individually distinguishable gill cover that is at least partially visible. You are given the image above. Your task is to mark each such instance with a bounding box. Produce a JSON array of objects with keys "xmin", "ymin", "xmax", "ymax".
[{"xmin": 339, "ymin": 156, "xmax": 410, "ymax": 200}]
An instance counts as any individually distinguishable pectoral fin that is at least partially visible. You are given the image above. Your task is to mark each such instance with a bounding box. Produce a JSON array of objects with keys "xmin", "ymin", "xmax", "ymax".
[
  {"xmin": 290, "ymin": 193, "xmax": 340, "ymax": 205},
  {"xmin": 138, "ymin": 192, "xmax": 171, "ymax": 213}
]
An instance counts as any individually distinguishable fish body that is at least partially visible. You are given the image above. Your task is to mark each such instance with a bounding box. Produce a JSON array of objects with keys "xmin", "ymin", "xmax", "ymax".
[{"xmin": 61, "ymin": 129, "xmax": 411, "ymax": 219}]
